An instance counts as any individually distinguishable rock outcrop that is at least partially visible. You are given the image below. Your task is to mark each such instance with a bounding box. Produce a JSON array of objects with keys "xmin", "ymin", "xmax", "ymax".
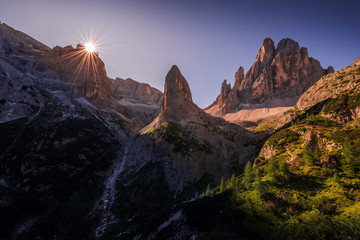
[
  {"xmin": 0, "ymin": 23, "xmax": 50, "ymax": 56},
  {"xmin": 37, "ymin": 44, "xmax": 112, "ymax": 106},
  {"xmin": 158, "ymin": 65, "xmax": 202, "ymax": 123},
  {"xmin": 112, "ymin": 77, "xmax": 163, "ymax": 105},
  {"xmin": 206, "ymin": 38, "xmax": 333, "ymax": 115},
  {"xmin": 297, "ymin": 58, "xmax": 360, "ymax": 110}
]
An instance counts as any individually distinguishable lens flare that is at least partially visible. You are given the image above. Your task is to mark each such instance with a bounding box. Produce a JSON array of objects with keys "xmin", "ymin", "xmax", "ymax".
[{"xmin": 85, "ymin": 42, "xmax": 96, "ymax": 53}]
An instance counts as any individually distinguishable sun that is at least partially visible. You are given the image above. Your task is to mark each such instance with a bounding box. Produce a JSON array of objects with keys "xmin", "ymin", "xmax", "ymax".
[{"xmin": 84, "ymin": 42, "xmax": 96, "ymax": 53}]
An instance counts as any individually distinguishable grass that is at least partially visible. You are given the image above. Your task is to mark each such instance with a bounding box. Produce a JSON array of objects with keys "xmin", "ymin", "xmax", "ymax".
[
  {"xmin": 255, "ymin": 124, "xmax": 275, "ymax": 132},
  {"xmin": 146, "ymin": 122, "xmax": 211, "ymax": 154}
]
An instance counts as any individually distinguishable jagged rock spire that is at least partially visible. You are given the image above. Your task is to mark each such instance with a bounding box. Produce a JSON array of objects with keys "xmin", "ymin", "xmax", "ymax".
[
  {"xmin": 159, "ymin": 65, "xmax": 201, "ymax": 122},
  {"xmin": 206, "ymin": 37, "xmax": 334, "ymax": 114}
]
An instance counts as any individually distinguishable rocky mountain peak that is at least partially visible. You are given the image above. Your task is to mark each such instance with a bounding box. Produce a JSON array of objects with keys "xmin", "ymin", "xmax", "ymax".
[
  {"xmin": 326, "ymin": 66, "xmax": 335, "ymax": 74},
  {"xmin": 234, "ymin": 66, "xmax": 244, "ymax": 89},
  {"xmin": 220, "ymin": 80, "xmax": 231, "ymax": 99},
  {"xmin": 164, "ymin": 65, "xmax": 193, "ymax": 103},
  {"xmin": 275, "ymin": 38, "xmax": 299, "ymax": 54},
  {"xmin": 206, "ymin": 37, "xmax": 333, "ymax": 116},
  {"xmin": 257, "ymin": 38, "xmax": 275, "ymax": 64},
  {"xmin": 159, "ymin": 65, "xmax": 200, "ymax": 122}
]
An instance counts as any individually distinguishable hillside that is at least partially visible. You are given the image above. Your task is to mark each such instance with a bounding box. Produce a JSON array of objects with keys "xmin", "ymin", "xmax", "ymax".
[
  {"xmin": 167, "ymin": 63, "xmax": 360, "ymax": 240},
  {"xmin": 298, "ymin": 58, "xmax": 360, "ymax": 110}
]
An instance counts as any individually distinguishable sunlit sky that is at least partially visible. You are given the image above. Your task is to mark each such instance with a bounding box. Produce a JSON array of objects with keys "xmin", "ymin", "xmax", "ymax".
[{"xmin": 1, "ymin": 0, "xmax": 360, "ymax": 107}]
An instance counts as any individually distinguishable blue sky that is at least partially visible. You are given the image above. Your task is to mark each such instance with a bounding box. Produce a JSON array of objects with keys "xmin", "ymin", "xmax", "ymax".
[{"xmin": 1, "ymin": 0, "xmax": 359, "ymax": 107}]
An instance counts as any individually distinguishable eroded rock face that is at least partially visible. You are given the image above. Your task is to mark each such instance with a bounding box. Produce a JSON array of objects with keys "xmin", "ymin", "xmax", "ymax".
[
  {"xmin": 112, "ymin": 77, "xmax": 162, "ymax": 105},
  {"xmin": 159, "ymin": 65, "xmax": 202, "ymax": 123},
  {"xmin": 0, "ymin": 23, "xmax": 50, "ymax": 56},
  {"xmin": 207, "ymin": 38, "xmax": 333, "ymax": 114},
  {"xmin": 38, "ymin": 44, "xmax": 112, "ymax": 106}
]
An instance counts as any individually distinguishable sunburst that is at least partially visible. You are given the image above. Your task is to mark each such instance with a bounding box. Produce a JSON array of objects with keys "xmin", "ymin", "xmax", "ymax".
[{"xmin": 85, "ymin": 42, "xmax": 96, "ymax": 53}]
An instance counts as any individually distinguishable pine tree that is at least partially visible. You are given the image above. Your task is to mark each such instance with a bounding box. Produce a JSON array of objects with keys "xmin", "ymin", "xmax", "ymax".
[
  {"xmin": 254, "ymin": 169, "xmax": 263, "ymax": 199},
  {"xmin": 303, "ymin": 147, "xmax": 316, "ymax": 166},
  {"xmin": 205, "ymin": 184, "xmax": 211, "ymax": 197},
  {"xmin": 279, "ymin": 159, "xmax": 290, "ymax": 178},
  {"xmin": 266, "ymin": 157, "xmax": 278, "ymax": 179},
  {"xmin": 242, "ymin": 161, "xmax": 252, "ymax": 189},
  {"xmin": 309, "ymin": 114, "xmax": 317, "ymax": 122},
  {"xmin": 325, "ymin": 118, "xmax": 329, "ymax": 127},
  {"xmin": 230, "ymin": 173, "xmax": 236, "ymax": 187},
  {"xmin": 341, "ymin": 138, "xmax": 359, "ymax": 178},
  {"xmin": 314, "ymin": 146, "xmax": 320, "ymax": 159},
  {"xmin": 332, "ymin": 173, "xmax": 342, "ymax": 188},
  {"xmin": 219, "ymin": 177, "xmax": 226, "ymax": 193}
]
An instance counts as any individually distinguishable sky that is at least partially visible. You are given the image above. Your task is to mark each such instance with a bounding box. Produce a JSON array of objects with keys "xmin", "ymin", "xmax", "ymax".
[{"xmin": 1, "ymin": 0, "xmax": 360, "ymax": 107}]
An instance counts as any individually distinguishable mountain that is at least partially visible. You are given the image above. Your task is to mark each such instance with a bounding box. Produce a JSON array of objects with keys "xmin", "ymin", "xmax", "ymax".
[
  {"xmin": 35, "ymin": 43, "xmax": 163, "ymax": 130},
  {"xmin": 0, "ymin": 23, "xmax": 167, "ymax": 240},
  {"xmin": 206, "ymin": 38, "xmax": 333, "ymax": 130},
  {"xmin": 153, "ymin": 57, "xmax": 360, "ymax": 240},
  {"xmin": 143, "ymin": 65, "xmax": 257, "ymax": 185},
  {"xmin": 0, "ymin": 23, "xmax": 130, "ymax": 240},
  {"xmin": 2, "ymin": 21, "xmax": 359, "ymax": 240},
  {"xmin": 0, "ymin": 23, "xmax": 258, "ymax": 240}
]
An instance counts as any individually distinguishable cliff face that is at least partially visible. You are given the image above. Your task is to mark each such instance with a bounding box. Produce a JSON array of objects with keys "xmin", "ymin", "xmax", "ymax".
[
  {"xmin": 112, "ymin": 77, "xmax": 163, "ymax": 105},
  {"xmin": 207, "ymin": 38, "xmax": 333, "ymax": 114},
  {"xmin": 0, "ymin": 23, "xmax": 50, "ymax": 56},
  {"xmin": 38, "ymin": 44, "xmax": 112, "ymax": 106},
  {"xmin": 159, "ymin": 65, "xmax": 202, "ymax": 123}
]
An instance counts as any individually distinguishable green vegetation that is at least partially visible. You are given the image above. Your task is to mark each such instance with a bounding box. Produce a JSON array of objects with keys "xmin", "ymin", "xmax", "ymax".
[
  {"xmin": 200, "ymin": 96, "xmax": 360, "ymax": 239},
  {"xmin": 303, "ymin": 146, "xmax": 316, "ymax": 166},
  {"xmin": 241, "ymin": 161, "xmax": 252, "ymax": 189},
  {"xmin": 323, "ymin": 92, "xmax": 360, "ymax": 114},
  {"xmin": 219, "ymin": 177, "xmax": 226, "ymax": 193},
  {"xmin": 146, "ymin": 122, "xmax": 211, "ymax": 154},
  {"xmin": 265, "ymin": 128, "xmax": 300, "ymax": 152},
  {"xmin": 255, "ymin": 124, "xmax": 275, "ymax": 132},
  {"xmin": 205, "ymin": 184, "xmax": 211, "ymax": 197}
]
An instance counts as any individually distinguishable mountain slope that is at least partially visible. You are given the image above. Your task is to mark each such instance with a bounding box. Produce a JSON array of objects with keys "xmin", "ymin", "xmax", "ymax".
[
  {"xmin": 0, "ymin": 23, "xmax": 258, "ymax": 240},
  {"xmin": 0, "ymin": 23, "xmax": 166, "ymax": 239},
  {"xmin": 298, "ymin": 58, "xmax": 360, "ymax": 110},
  {"xmin": 163, "ymin": 60, "xmax": 360, "ymax": 240}
]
